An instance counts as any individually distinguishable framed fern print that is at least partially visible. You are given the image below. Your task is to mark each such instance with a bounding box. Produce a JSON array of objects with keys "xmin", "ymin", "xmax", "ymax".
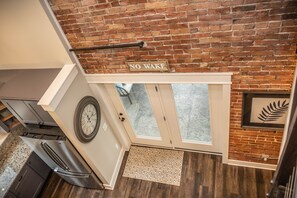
[{"xmin": 242, "ymin": 92, "xmax": 290, "ymax": 130}]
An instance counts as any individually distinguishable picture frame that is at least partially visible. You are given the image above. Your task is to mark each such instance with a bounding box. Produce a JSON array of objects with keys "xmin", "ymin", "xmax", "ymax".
[{"xmin": 242, "ymin": 92, "xmax": 290, "ymax": 130}]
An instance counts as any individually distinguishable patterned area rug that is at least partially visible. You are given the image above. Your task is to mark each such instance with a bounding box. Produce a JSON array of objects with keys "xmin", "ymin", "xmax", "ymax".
[{"xmin": 123, "ymin": 146, "xmax": 184, "ymax": 186}]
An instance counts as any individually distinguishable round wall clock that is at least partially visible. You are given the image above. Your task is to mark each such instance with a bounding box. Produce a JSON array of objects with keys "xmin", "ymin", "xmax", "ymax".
[{"xmin": 74, "ymin": 96, "xmax": 101, "ymax": 143}]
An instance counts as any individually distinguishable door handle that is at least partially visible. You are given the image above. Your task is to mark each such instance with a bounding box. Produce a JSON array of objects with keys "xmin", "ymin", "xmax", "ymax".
[{"xmin": 118, "ymin": 113, "xmax": 125, "ymax": 122}]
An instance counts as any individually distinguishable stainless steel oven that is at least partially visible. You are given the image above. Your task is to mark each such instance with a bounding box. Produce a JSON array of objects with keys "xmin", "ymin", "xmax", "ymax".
[{"xmin": 20, "ymin": 125, "xmax": 104, "ymax": 190}]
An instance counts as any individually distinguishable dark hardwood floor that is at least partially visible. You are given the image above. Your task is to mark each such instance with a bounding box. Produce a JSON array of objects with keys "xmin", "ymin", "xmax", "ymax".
[{"xmin": 40, "ymin": 151, "xmax": 273, "ymax": 198}]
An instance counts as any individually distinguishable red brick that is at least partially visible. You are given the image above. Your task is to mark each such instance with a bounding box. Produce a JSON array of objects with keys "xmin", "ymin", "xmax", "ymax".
[
  {"xmin": 233, "ymin": 5, "xmax": 256, "ymax": 12},
  {"xmin": 50, "ymin": 0, "xmax": 297, "ymax": 165}
]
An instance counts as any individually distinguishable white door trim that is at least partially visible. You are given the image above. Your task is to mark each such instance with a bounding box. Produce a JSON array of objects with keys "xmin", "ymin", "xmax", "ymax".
[
  {"xmin": 222, "ymin": 84, "xmax": 231, "ymax": 163},
  {"xmin": 85, "ymin": 72, "xmax": 233, "ymax": 84},
  {"xmin": 228, "ymin": 159, "xmax": 277, "ymax": 170},
  {"xmin": 87, "ymin": 73, "xmax": 232, "ymax": 163}
]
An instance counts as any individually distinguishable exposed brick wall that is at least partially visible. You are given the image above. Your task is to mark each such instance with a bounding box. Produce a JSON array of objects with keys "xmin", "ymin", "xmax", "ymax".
[{"xmin": 50, "ymin": 0, "xmax": 297, "ymax": 164}]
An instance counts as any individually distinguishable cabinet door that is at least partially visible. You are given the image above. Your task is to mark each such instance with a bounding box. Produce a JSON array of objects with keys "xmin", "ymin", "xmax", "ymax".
[
  {"xmin": 24, "ymin": 101, "xmax": 56, "ymax": 126},
  {"xmin": 5, "ymin": 191, "xmax": 17, "ymax": 198},
  {"xmin": 9, "ymin": 164, "xmax": 28, "ymax": 195},
  {"xmin": 1, "ymin": 100, "xmax": 41, "ymax": 125},
  {"xmin": 27, "ymin": 152, "xmax": 51, "ymax": 180},
  {"xmin": 9, "ymin": 165, "xmax": 45, "ymax": 198}
]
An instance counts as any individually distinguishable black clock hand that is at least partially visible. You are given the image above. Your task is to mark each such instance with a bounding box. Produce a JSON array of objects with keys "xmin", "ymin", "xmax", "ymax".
[{"xmin": 89, "ymin": 113, "xmax": 95, "ymax": 119}]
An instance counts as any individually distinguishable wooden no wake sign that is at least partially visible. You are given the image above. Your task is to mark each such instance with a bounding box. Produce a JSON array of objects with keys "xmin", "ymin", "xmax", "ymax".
[{"xmin": 126, "ymin": 61, "xmax": 169, "ymax": 72}]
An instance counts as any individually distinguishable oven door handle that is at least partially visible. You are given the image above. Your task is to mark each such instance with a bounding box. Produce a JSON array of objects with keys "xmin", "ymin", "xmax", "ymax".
[
  {"xmin": 41, "ymin": 142, "xmax": 70, "ymax": 171},
  {"xmin": 55, "ymin": 170, "xmax": 90, "ymax": 179}
]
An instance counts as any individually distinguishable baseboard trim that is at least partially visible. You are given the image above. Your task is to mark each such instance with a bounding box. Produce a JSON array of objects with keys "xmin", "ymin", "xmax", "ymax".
[
  {"xmin": 103, "ymin": 184, "xmax": 112, "ymax": 190},
  {"xmin": 228, "ymin": 159, "xmax": 277, "ymax": 170},
  {"xmin": 104, "ymin": 147, "xmax": 126, "ymax": 190}
]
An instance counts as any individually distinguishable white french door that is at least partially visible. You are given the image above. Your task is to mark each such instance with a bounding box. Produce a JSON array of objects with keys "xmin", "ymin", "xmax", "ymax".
[
  {"xmin": 159, "ymin": 84, "xmax": 224, "ymax": 153},
  {"xmin": 106, "ymin": 83, "xmax": 227, "ymax": 153},
  {"xmin": 105, "ymin": 83, "xmax": 172, "ymax": 147}
]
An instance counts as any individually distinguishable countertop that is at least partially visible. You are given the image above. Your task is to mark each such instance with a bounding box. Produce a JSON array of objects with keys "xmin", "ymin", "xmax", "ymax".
[{"xmin": 0, "ymin": 126, "xmax": 32, "ymax": 197}]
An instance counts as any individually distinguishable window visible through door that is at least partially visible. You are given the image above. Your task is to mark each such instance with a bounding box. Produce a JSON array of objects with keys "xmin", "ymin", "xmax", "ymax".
[
  {"xmin": 116, "ymin": 83, "xmax": 161, "ymax": 138},
  {"xmin": 171, "ymin": 83, "xmax": 212, "ymax": 144}
]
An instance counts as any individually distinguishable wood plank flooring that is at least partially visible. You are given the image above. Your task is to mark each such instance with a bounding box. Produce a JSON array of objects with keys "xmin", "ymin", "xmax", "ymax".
[{"xmin": 40, "ymin": 151, "xmax": 273, "ymax": 198}]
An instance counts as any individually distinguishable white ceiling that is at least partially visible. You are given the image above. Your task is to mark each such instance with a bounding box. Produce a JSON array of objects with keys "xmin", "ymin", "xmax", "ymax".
[{"xmin": 0, "ymin": 0, "xmax": 72, "ymax": 69}]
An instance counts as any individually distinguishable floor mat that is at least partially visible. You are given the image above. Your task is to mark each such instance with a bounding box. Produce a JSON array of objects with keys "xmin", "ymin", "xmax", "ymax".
[{"xmin": 123, "ymin": 146, "xmax": 184, "ymax": 186}]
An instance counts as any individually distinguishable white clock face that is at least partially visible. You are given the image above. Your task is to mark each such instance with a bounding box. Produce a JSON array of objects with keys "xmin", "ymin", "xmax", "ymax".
[{"xmin": 81, "ymin": 104, "xmax": 98, "ymax": 135}]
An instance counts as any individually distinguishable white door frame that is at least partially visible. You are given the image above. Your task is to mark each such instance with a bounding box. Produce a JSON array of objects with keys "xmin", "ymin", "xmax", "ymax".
[
  {"xmin": 105, "ymin": 84, "xmax": 172, "ymax": 147},
  {"xmin": 86, "ymin": 72, "xmax": 232, "ymax": 163},
  {"xmin": 159, "ymin": 84, "xmax": 224, "ymax": 153}
]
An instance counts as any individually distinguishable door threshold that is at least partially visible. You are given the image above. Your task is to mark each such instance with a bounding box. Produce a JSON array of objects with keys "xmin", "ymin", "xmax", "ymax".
[
  {"xmin": 131, "ymin": 143, "xmax": 222, "ymax": 156},
  {"xmin": 174, "ymin": 147, "xmax": 222, "ymax": 156},
  {"xmin": 131, "ymin": 143, "xmax": 173, "ymax": 151}
]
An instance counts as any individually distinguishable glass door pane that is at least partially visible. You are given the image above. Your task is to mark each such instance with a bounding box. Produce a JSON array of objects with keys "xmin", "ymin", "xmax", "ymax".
[
  {"xmin": 171, "ymin": 84, "xmax": 211, "ymax": 143},
  {"xmin": 115, "ymin": 83, "xmax": 161, "ymax": 138}
]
